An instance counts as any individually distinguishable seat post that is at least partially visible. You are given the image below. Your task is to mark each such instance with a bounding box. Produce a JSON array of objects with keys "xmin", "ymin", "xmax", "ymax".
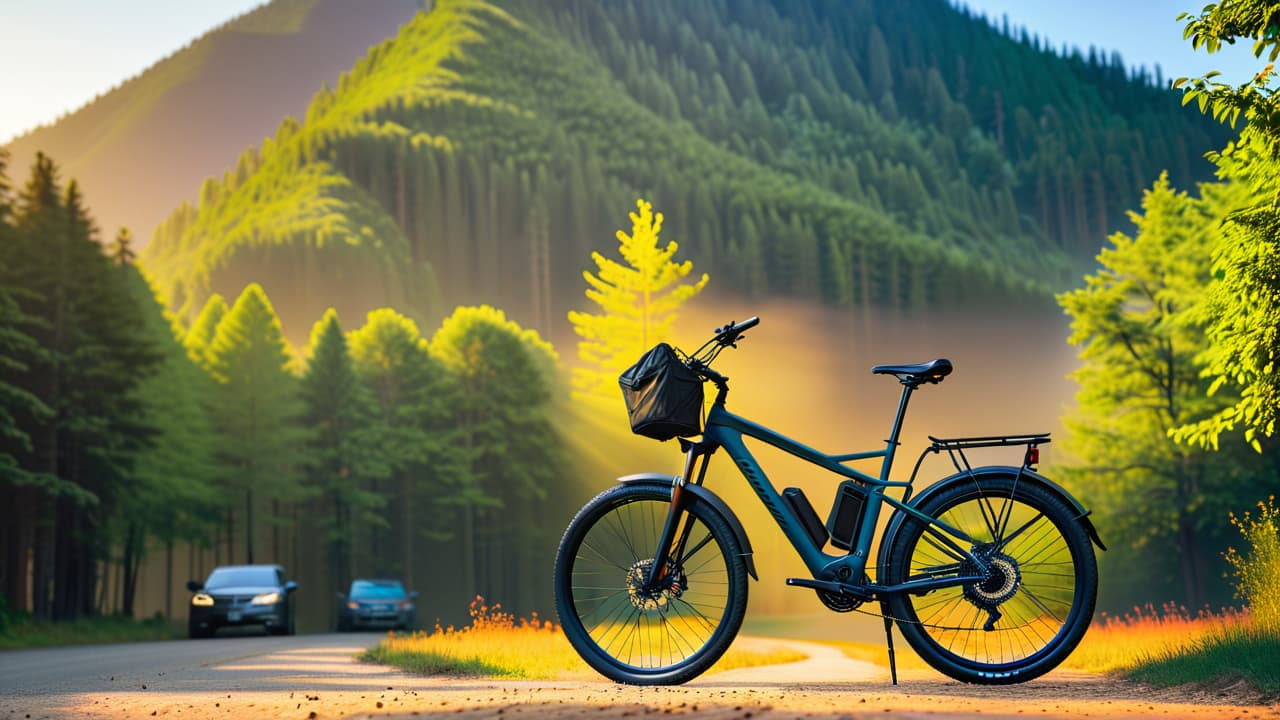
[
  {"xmin": 888, "ymin": 383, "xmax": 914, "ymax": 447},
  {"xmin": 878, "ymin": 384, "xmax": 915, "ymax": 482}
]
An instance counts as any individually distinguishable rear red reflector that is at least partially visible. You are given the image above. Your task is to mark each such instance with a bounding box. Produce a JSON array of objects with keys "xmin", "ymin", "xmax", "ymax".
[{"xmin": 1026, "ymin": 447, "xmax": 1040, "ymax": 465}]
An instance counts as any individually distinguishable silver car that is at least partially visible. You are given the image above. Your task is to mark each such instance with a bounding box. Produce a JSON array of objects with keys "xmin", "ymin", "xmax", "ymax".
[{"xmin": 187, "ymin": 564, "xmax": 297, "ymax": 638}]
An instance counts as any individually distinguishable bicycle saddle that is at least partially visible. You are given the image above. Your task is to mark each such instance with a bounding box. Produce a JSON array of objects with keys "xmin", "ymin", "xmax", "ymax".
[{"xmin": 871, "ymin": 358, "xmax": 953, "ymax": 385}]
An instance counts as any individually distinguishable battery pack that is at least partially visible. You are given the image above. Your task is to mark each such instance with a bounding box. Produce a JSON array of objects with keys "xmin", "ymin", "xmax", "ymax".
[
  {"xmin": 782, "ymin": 487, "xmax": 828, "ymax": 550},
  {"xmin": 826, "ymin": 480, "xmax": 867, "ymax": 551}
]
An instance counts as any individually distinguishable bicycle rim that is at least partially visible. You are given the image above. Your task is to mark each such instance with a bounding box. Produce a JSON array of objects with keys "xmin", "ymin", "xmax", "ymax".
[
  {"xmin": 900, "ymin": 489, "xmax": 1083, "ymax": 668},
  {"xmin": 564, "ymin": 492, "xmax": 734, "ymax": 673}
]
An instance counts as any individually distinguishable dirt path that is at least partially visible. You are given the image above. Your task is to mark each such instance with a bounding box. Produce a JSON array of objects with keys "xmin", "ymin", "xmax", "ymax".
[{"xmin": 2, "ymin": 635, "xmax": 1274, "ymax": 720}]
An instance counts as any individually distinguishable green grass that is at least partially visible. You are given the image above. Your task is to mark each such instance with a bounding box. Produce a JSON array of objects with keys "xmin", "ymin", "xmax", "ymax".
[
  {"xmin": 0, "ymin": 613, "xmax": 184, "ymax": 650},
  {"xmin": 362, "ymin": 642, "xmax": 513, "ymax": 677},
  {"xmin": 1124, "ymin": 622, "xmax": 1280, "ymax": 698}
]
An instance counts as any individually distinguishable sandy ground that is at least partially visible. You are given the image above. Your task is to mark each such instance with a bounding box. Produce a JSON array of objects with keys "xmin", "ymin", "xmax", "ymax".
[{"xmin": 1, "ymin": 635, "xmax": 1275, "ymax": 720}]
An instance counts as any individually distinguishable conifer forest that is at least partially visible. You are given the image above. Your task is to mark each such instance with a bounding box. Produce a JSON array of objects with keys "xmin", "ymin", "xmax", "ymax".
[{"xmin": 1, "ymin": 0, "xmax": 1277, "ymax": 632}]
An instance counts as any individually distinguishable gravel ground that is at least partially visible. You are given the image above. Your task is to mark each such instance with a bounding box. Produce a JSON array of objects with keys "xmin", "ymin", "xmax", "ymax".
[{"xmin": 1, "ymin": 634, "xmax": 1275, "ymax": 720}]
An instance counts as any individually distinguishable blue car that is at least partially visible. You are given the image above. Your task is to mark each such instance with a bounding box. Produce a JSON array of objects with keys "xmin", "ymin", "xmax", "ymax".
[
  {"xmin": 187, "ymin": 564, "xmax": 297, "ymax": 638},
  {"xmin": 336, "ymin": 579, "xmax": 417, "ymax": 631}
]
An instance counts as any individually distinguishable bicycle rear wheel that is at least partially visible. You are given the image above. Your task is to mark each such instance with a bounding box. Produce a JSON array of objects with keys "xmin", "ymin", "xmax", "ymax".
[
  {"xmin": 885, "ymin": 474, "xmax": 1097, "ymax": 684},
  {"xmin": 554, "ymin": 483, "xmax": 748, "ymax": 685}
]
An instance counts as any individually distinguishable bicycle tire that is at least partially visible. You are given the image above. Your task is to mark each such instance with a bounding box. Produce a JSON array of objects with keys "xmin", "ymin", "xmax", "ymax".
[
  {"xmin": 885, "ymin": 474, "xmax": 1097, "ymax": 684},
  {"xmin": 554, "ymin": 482, "xmax": 749, "ymax": 685}
]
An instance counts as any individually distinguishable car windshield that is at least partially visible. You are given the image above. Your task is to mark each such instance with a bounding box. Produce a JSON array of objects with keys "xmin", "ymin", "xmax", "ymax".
[
  {"xmin": 350, "ymin": 581, "xmax": 405, "ymax": 599},
  {"xmin": 205, "ymin": 567, "xmax": 278, "ymax": 589}
]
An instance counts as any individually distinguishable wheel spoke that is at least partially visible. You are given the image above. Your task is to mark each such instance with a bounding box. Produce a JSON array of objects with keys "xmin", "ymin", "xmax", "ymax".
[
  {"xmin": 894, "ymin": 484, "xmax": 1093, "ymax": 674},
  {"xmin": 559, "ymin": 489, "xmax": 741, "ymax": 680}
]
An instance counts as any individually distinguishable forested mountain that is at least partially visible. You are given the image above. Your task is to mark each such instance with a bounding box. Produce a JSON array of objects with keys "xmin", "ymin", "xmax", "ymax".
[
  {"xmin": 1, "ymin": 0, "xmax": 422, "ymax": 242},
  {"xmin": 141, "ymin": 0, "xmax": 1229, "ymax": 338}
]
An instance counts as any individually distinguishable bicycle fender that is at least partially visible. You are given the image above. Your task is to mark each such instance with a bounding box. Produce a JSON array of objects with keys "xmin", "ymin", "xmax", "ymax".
[
  {"xmin": 618, "ymin": 473, "xmax": 758, "ymax": 580},
  {"xmin": 876, "ymin": 465, "xmax": 1106, "ymax": 577}
]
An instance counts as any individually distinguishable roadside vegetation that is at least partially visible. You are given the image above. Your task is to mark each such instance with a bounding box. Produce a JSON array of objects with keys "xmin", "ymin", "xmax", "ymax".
[
  {"xmin": 1123, "ymin": 498, "xmax": 1280, "ymax": 696},
  {"xmin": 362, "ymin": 597, "xmax": 806, "ymax": 679},
  {"xmin": 0, "ymin": 599, "xmax": 182, "ymax": 649}
]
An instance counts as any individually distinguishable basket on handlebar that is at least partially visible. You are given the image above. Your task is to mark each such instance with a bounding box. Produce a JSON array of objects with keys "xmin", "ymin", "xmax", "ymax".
[{"xmin": 618, "ymin": 343, "xmax": 704, "ymax": 441}]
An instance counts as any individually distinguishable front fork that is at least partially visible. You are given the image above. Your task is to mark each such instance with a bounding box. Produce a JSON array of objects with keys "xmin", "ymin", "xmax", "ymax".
[{"xmin": 646, "ymin": 440, "xmax": 714, "ymax": 589}]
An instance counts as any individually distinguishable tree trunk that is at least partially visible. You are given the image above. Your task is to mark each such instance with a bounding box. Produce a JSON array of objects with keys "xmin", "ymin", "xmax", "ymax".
[
  {"xmin": 245, "ymin": 488, "xmax": 255, "ymax": 564},
  {"xmin": 31, "ymin": 501, "xmax": 54, "ymax": 619},
  {"xmin": 165, "ymin": 539, "xmax": 174, "ymax": 620},
  {"xmin": 1177, "ymin": 518, "xmax": 1202, "ymax": 609},
  {"xmin": 402, "ymin": 474, "xmax": 414, "ymax": 589},
  {"xmin": 121, "ymin": 523, "xmax": 138, "ymax": 617}
]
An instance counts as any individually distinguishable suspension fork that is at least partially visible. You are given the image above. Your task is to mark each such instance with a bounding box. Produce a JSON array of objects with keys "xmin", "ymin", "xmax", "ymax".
[{"xmin": 646, "ymin": 440, "xmax": 714, "ymax": 589}]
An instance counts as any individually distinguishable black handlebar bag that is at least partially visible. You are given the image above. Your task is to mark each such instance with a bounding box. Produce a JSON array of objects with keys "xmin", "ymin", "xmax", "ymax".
[{"xmin": 618, "ymin": 343, "xmax": 704, "ymax": 440}]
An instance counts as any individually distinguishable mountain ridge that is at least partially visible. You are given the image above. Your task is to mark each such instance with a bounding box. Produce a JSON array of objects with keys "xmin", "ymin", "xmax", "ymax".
[
  {"xmin": 2, "ymin": 0, "xmax": 424, "ymax": 241},
  {"xmin": 133, "ymin": 0, "xmax": 1228, "ymax": 337}
]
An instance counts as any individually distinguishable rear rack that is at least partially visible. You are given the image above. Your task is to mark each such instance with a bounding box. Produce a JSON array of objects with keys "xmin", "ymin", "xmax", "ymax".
[
  {"xmin": 928, "ymin": 433, "xmax": 1050, "ymax": 453},
  {"xmin": 905, "ymin": 433, "xmax": 1051, "ymax": 497}
]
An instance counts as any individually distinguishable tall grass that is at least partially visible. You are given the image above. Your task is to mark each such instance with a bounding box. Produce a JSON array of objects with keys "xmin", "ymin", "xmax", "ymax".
[
  {"xmin": 1063, "ymin": 602, "xmax": 1247, "ymax": 673},
  {"xmin": 362, "ymin": 596, "xmax": 805, "ymax": 679}
]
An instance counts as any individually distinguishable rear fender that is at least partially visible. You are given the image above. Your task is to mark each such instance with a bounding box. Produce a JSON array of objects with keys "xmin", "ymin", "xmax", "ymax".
[
  {"xmin": 876, "ymin": 465, "xmax": 1105, "ymax": 579},
  {"xmin": 619, "ymin": 473, "xmax": 758, "ymax": 580}
]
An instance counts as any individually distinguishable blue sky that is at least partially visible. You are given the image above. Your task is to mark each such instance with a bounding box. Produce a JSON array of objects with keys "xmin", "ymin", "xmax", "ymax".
[{"xmin": 0, "ymin": 0, "xmax": 1271, "ymax": 144}]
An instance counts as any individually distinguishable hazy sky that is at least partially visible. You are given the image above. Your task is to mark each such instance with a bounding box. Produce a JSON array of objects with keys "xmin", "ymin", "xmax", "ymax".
[{"xmin": 0, "ymin": 0, "xmax": 1271, "ymax": 144}]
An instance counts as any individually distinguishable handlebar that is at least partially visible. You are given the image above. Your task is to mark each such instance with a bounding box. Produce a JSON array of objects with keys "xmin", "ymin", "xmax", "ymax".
[
  {"xmin": 712, "ymin": 316, "xmax": 759, "ymax": 347},
  {"xmin": 687, "ymin": 316, "xmax": 760, "ymax": 385}
]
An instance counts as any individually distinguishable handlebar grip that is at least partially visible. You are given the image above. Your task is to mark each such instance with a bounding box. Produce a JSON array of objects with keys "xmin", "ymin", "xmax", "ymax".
[{"xmin": 733, "ymin": 317, "xmax": 760, "ymax": 333}]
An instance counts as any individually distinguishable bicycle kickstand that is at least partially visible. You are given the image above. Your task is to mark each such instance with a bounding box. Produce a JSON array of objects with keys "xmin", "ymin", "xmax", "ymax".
[{"xmin": 881, "ymin": 603, "xmax": 898, "ymax": 685}]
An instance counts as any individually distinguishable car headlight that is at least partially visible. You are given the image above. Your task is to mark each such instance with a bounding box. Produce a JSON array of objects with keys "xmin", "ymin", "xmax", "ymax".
[
  {"xmin": 251, "ymin": 592, "xmax": 281, "ymax": 605},
  {"xmin": 347, "ymin": 600, "xmax": 358, "ymax": 610},
  {"xmin": 399, "ymin": 600, "xmax": 414, "ymax": 611},
  {"xmin": 191, "ymin": 593, "xmax": 214, "ymax": 607}
]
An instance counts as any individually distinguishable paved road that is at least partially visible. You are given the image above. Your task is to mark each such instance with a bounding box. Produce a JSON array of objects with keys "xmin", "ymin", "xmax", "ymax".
[{"xmin": 0, "ymin": 632, "xmax": 391, "ymax": 709}]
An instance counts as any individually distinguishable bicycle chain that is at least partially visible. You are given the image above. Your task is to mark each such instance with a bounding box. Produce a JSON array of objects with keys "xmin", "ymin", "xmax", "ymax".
[{"xmin": 847, "ymin": 600, "xmax": 1020, "ymax": 633}]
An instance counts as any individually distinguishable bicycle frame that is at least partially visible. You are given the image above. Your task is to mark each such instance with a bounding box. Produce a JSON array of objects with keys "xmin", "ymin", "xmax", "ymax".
[{"xmin": 651, "ymin": 380, "xmax": 1004, "ymax": 599}]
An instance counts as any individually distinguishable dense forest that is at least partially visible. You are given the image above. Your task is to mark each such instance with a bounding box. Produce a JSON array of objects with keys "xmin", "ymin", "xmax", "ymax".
[
  {"xmin": 0, "ymin": 151, "xmax": 569, "ymax": 627},
  {"xmin": 3, "ymin": 0, "xmax": 1273, "ymax": 628},
  {"xmin": 141, "ymin": 0, "xmax": 1229, "ymax": 339}
]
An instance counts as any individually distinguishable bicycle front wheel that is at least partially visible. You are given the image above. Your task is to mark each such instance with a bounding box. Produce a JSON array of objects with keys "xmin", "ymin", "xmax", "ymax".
[
  {"xmin": 885, "ymin": 474, "xmax": 1097, "ymax": 684},
  {"xmin": 554, "ymin": 483, "xmax": 748, "ymax": 685}
]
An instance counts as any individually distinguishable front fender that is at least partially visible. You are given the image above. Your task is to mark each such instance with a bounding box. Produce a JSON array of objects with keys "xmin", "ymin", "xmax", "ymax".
[
  {"xmin": 618, "ymin": 473, "xmax": 758, "ymax": 580},
  {"xmin": 876, "ymin": 465, "xmax": 1105, "ymax": 578}
]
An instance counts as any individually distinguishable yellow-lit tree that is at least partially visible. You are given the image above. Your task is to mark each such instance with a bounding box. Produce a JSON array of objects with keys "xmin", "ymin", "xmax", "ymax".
[{"xmin": 568, "ymin": 198, "xmax": 708, "ymax": 398}]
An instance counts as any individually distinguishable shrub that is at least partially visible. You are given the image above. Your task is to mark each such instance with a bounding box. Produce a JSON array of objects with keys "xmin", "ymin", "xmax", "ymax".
[{"xmin": 1225, "ymin": 496, "xmax": 1280, "ymax": 632}]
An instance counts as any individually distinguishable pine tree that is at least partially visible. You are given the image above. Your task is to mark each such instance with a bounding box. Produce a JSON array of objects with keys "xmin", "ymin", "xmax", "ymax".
[
  {"xmin": 5, "ymin": 153, "xmax": 157, "ymax": 618},
  {"xmin": 348, "ymin": 308, "xmax": 460, "ymax": 586},
  {"xmin": 1058, "ymin": 175, "xmax": 1273, "ymax": 606},
  {"xmin": 111, "ymin": 227, "xmax": 136, "ymax": 266},
  {"xmin": 206, "ymin": 283, "xmax": 307, "ymax": 564},
  {"xmin": 301, "ymin": 309, "xmax": 387, "ymax": 591},
  {"xmin": 119, "ymin": 267, "xmax": 219, "ymax": 618},
  {"xmin": 430, "ymin": 305, "xmax": 563, "ymax": 611},
  {"xmin": 567, "ymin": 199, "xmax": 709, "ymax": 398},
  {"xmin": 185, "ymin": 293, "xmax": 229, "ymax": 368}
]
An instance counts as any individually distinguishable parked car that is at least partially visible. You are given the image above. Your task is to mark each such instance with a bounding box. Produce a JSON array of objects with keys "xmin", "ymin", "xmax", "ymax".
[
  {"xmin": 336, "ymin": 579, "xmax": 417, "ymax": 631},
  {"xmin": 187, "ymin": 564, "xmax": 297, "ymax": 638}
]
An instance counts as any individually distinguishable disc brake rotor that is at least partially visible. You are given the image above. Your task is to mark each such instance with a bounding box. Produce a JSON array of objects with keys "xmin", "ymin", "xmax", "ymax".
[{"xmin": 625, "ymin": 558, "xmax": 686, "ymax": 611}]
